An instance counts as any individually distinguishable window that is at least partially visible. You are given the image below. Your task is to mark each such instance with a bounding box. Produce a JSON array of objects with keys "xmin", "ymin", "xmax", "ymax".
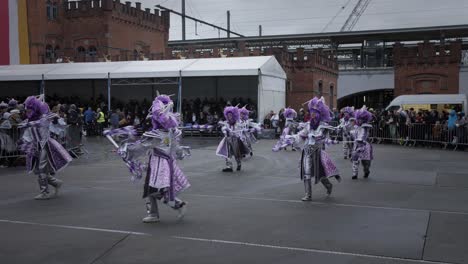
[
  {"xmin": 52, "ymin": 3, "xmax": 58, "ymax": 19},
  {"xmin": 47, "ymin": 1, "xmax": 58, "ymax": 20},
  {"xmin": 45, "ymin": 45, "xmax": 55, "ymax": 59},
  {"xmin": 46, "ymin": 1, "xmax": 52, "ymax": 20},
  {"xmin": 77, "ymin": 46, "xmax": 86, "ymax": 56},
  {"xmin": 318, "ymin": 80, "xmax": 323, "ymax": 96},
  {"xmin": 88, "ymin": 46, "xmax": 97, "ymax": 57}
]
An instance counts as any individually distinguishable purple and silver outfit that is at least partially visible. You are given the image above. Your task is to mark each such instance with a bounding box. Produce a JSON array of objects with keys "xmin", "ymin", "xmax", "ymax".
[
  {"xmin": 351, "ymin": 106, "xmax": 373, "ymax": 179},
  {"xmin": 282, "ymin": 97, "xmax": 340, "ymax": 201},
  {"xmin": 273, "ymin": 108, "xmax": 300, "ymax": 151},
  {"xmin": 216, "ymin": 106, "xmax": 250, "ymax": 172},
  {"xmin": 105, "ymin": 95, "xmax": 190, "ymax": 222},
  {"xmin": 19, "ymin": 96, "xmax": 72, "ymax": 199},
  {"xmin": 239, "ymin": 106, "xmax": 261, "ymax": 157},
  {"xmin": 338, "ymin": 106, "xmax": 355, "ymax": 159}
]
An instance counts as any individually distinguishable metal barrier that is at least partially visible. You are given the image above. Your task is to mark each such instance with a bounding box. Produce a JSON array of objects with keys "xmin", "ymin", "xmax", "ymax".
[
  {"xmin": 369, "ymin": 122, "xmax": 468, "ymax": 150},
  {"xmin": 180, "ymin": 124, "xmax": 221, "ymax": 137},
  {"xmin": 0, "ymin": 125, "xmax": 24, "ymax": 159},
  {"xmin": 0, "ymin": 124, "xmax": 88, "ymax": 165}
]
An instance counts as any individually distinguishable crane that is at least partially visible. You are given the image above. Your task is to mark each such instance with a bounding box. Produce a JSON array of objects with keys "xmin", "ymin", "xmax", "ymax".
[{"xmin": 340, "ymin": 0, "xmax": 372, "ymax": 31}]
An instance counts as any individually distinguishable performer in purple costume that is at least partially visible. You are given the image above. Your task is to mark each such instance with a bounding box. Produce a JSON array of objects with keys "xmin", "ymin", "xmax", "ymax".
[
  {"xmin": 283, "ymin": 97, "xmax": 341, "ymax": 201},
  {"xmin": 272, "ymin": 107, "xmax": 300, "ymax": 151},
  {"xmin": 105, "ymin": 95, "xmax": 190, "ymax": 223},
  {"xmin": 19, "ymin": 95, "xmax": 73, "ymax": 200},
  {"xmin": 238, "ymin": 106, "xmax": 261, "ymax": 157},
  {"xmin": 338, "ymin": 106, "xmax": 355, "ymax": 159},
  {"xmin": 351, "ymin": 105, "xmax": 373, "ymax": 180},
  {"xmin": 216, "ymin": 106, "xmax": 250, "ymax": 172}
]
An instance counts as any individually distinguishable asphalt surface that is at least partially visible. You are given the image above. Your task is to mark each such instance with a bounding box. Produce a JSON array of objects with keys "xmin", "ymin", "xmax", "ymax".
[{"xmin": 1, "ymin": 137, "xmax": 468, "ymax": 264}]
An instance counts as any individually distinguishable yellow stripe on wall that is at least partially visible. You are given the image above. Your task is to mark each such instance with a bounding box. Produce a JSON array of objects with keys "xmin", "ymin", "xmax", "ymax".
[{"xmin": 17, "ymin": 0, "xmax": 29, "ymax": 64}]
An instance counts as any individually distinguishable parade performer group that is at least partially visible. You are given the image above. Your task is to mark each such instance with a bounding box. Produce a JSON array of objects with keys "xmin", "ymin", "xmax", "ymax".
[
  {"xmin": 19, "ymin": 95, "xmax": 73, "ymax": 200},
  {"xmin": 12, "ymin": 91, "xmax": 374, "ymax": 221},
  {"xmin": 104, "ymin": 94, "xmax": 190, "ymax": 223}
]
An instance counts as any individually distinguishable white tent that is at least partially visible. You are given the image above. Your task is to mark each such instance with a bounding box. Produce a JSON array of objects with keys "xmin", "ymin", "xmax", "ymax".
[{"xmin": 0, "ymin": 56, "xmax": 286, "ymax": 123}]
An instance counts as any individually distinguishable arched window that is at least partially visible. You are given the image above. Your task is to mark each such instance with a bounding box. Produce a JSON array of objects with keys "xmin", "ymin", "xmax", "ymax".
[
  {"xmin": 46, "ymin": 1, "xmax": 52, "ymax": 20},
  {"xmin": 52, "ymin": 3, "xmax": 58, "ymax": 20},
  {"xmin": 318, "ymin": 80, "xmax": 323, "ymax": 96},
  {"xmin": 329, "ymin": 84, "xmax": 334, "ymax": 109},
  {"xmin": 88, "ymin": 46, "xmax": 97, "ymax": 57},
  {"xmin": 77, "ymin": 46, "xmax": 86, "ymax": 56},
  {"xmin": 45, "ymin": 45, "xmax": 54, "ymax": 58}
]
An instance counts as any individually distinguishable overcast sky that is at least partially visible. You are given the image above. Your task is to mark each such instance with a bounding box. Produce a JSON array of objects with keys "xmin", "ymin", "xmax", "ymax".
[{"xmin": 133, "ymin": 0, "xmax": 468, "ymax": 40}]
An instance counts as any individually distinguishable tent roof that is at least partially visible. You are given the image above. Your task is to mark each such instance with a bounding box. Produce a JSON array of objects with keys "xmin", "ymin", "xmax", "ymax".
[{"xmin": 0, "ymin": 56, "xmax": 286, "ymax": 81}]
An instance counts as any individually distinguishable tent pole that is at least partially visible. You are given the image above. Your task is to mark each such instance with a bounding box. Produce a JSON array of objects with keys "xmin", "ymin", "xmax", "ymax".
[
  {"xmin": 41, "ymin": 74, "xmax": 45, "ymax": 102},
  {"xmin": 178, "ymin": 71, "xmax": 182, "ymax": 114},
  {"xmin": 107, "ymin": 72, "xmax": 111, "ymax": 114}
]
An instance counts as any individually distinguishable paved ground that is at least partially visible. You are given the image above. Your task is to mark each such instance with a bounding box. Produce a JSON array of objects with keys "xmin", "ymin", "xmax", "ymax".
[{"xmin": 1, "ymin": 137, "xmax": 468, "ymax": 264}]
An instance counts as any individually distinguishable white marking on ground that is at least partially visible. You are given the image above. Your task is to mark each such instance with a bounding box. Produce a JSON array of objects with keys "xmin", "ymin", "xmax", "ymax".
[
  {"xmin": 187, "ymin": 193, "xmax": 468, "ymax": 216},
  {"xmin": 173, "ymin": 236, "xmax": 452, "ymax": 264},
  {"xmin": 0, "ymin": 219, "xmax": 148, "ymax": 236}
]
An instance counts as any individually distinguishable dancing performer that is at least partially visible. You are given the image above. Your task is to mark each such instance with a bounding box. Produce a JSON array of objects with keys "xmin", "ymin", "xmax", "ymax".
[
  {"xmin": 19, "ymin": 96, "xmax": 73, "ymax": 200},
  {"xmin": 351, "ymin": 106, "xmax": 373, "ymax": 180},
  {"xmin": 216, "ymin": 106, "xmax": 249, "ymax": 172},
  {"xmin": 239, "ymin": 106, "xmax": 261, "ymax": 157},
  {"xmin": 105, "ymin": 95, "xmax": 190, "ymax": 223},
  {"xmin": 280, "ymin": 97, "xmax": 340, "ymax": 201},
  {"xmin": 272, "ymin": 107, "xmax": 300, "ymax": 151},
  {"xmin": 338, "ymin": 106, "xmax": 355, "ymax": 159}
]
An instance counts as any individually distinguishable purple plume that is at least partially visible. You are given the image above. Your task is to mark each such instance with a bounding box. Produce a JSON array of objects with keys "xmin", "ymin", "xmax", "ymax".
[
  {"xmin": 24, "ymin": 96, "xmax": 49, "ymax": 121},
  {"xmin": 341, "ymin": 106, "xmax": 355, "ymax": 117},
  {"xmin": 156, "ymin": 95, "xmax": 172, "ymax": 105},
  {"xmin": 151, "ymin": 97, "xmax": 179, "ymax": 130},
  {"xmin": 224, "ymin": 106, "xmax": 240, "ymax": 124},
  {"xmin": 355, "ymin": 106, "xmax": 373, "ymax": 124},
  {"xmin": 307, "ymin": 97, "xmax": 331, "ymax": 122},
  {"xmin": 239, "ymin": 106, "xmax": 250, "ymax": 121},
  {"xmin": 283, "ymin": 107, "xmax": 297, "ymax": 119}
]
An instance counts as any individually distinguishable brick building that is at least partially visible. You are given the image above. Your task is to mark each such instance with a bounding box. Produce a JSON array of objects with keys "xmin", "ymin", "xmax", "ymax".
[
  {"xmin": 26, "ymin": 0, "xmax": 170, "ymax": 64},
  {"xmin": 393, "ymin": 40, "xmax": 462, "ymax": 96},
  {"xmin": 166, "ymin": 45, "xmax": 338, "ymax": 111}
]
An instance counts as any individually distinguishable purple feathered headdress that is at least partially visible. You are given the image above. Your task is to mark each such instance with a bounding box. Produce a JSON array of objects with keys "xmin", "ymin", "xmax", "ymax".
[
  {"xmin": 354, "ymin": 105, "xmax": 373, "ymax": 124},
  {"xmin": 341, "ymin": 106, "xmax": 355, "ymax": 116},
  {"xmin": 224, "ymin": 106, "xmax": 240, "ymax": 125},
  {"xmin": 8, "ymin": 99, "xmax": 18, "ymax": 108},
  {"xmin": 283, "ymin": 107, "xmax": 297, "ymax": 119},
  {"xmin": 306, "ymin": 96, "xmax": 331, "ymax": 122},
  {"xmin": 151, "ymin": 96, "xmax": 179, "ymax": 130},
  {"xmin": 24, "ymin": 96, "xmax": 49, "ymax": 121},
  {"xmin": 156, "ymin": 95, "xmax": 172, "ymax": 105},
  {"xmin": 239, "ymin": 106, "xmax": 250, "ymax": 121}
]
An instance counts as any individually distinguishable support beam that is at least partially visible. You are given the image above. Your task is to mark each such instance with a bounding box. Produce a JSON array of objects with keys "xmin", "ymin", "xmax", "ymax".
[
  {"xmin": 181, "ymin": 0, "xmax": 186, "ymax": 41},
  {"xmin": 227, "ymin": 10, "xmax": 230, "ymax": 38},
  {"xmin": 156, "ymin": 5, "xmax": 245, "ymax": 38}
]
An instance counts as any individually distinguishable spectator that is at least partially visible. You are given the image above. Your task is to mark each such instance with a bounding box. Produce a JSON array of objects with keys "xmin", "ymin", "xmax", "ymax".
[
  {"xmin": 110, "ymin": 109, "xmax": 120, "ymax": 129},
  {"xmin": 96, "ymin": 108, "xmax": 105, "ymax": 135}
]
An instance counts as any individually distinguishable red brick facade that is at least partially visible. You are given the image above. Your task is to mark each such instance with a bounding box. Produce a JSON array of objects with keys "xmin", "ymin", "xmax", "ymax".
[
  {"xmin": 393, "ymin": 40, "xmax": 461, "ymax": 96},
  {"xmin": 167, "ymin": 45, "xmax": 338, "ymax": 111},
  {"xmin": 27, "ymin": 0, "xmax": 169, "ymax": 64}
]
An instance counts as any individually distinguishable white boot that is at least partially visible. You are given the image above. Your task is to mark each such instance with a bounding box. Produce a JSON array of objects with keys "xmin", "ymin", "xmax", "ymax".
[{"xmin": 142, "ymin": 215, "xmax": 160, "ymax": 223}]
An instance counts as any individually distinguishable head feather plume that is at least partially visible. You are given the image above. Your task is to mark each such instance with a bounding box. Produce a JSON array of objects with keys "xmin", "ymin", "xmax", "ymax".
[
  {"xmin": 150, "ymin": 95, "xmax": 179, "ymax": 130},
  {"xmin": 24, "ymin": 96, "xmax": 49, "ymax": 120},
  {"xmin": 283, "ymin": 107, "xmax": 297, "ymax": 119},
  {"xmin": 224, "ymin": 106, "xmax": 240, "ymax": 124},
  {"xmin": 307, "ymin": 96, "xmax": 331, "ymax": 122},
  {"xmin": 354, "ymin": 105, "xmax": 373, "ymax": 123},
  {"xmin": 239, "ymin": 106, "xmax": 250, "ymax": 121},
  {"xmin": 341, "ymin": 106, "xmax": 355, "ymax": 117}
]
